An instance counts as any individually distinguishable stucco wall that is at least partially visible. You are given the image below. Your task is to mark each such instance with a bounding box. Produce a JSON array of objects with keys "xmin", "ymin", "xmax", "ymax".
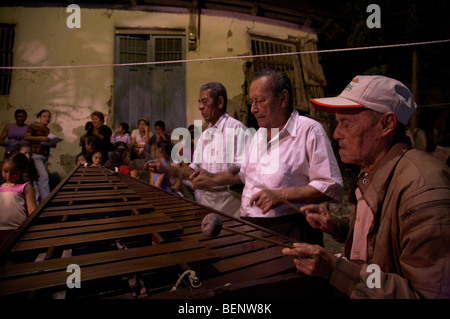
[{"xmin": 0, "ymin": 6, "xmax": 318, "ymax": 181}]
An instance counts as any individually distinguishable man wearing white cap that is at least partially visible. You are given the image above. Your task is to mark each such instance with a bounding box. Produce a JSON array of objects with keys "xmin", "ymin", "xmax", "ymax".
[{"xmin": 283, "ymin": 75, "xmax": 450, "ymax": 298}]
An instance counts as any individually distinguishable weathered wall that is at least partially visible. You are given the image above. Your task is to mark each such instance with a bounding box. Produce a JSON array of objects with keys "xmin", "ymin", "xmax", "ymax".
[{"xmin": 0, "ymin": 6, "xmax": 319, "ymax": 181}]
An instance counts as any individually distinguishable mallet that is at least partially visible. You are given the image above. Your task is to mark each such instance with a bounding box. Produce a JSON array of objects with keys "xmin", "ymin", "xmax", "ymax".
[{"xmin": 201, "ymin": 213, "xmax": 293, "ymax": 249}]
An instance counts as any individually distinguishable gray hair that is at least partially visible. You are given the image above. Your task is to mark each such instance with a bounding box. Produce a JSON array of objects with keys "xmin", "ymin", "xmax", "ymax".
[
  {"xmin": 366, "ymin": 109, "xmax": 409, "ymax": 143},
  {"xmin": 253, "ymin": 68, "xmax": 293, "ymax": 110},
  {"xmin": 200, "ymin": 82, "xmax": 228, "ymax": 112}
]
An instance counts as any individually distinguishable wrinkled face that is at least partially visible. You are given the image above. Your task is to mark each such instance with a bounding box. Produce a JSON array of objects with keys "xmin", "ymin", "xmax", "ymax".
[
  {"xmin": 333, "ymin": 109, "xmax": 383, "ymax": 168},
  {"xmin": 198, "ymin": 89, "xmax": 222, "ymax": 124},
  {"xmin": 249, "ymin": 76, "xmax": 287, "ymax": 129},
  {"xmin": 38, "ymin": 111, "xmax": 51, "ymax": 126},
  {"xmin": 2, "ymin": 162, "xmax": 22, "ymax": 183}
]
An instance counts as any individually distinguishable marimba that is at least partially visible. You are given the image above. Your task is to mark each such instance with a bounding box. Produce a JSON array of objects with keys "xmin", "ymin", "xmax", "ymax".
[{"xmin": 0, "ymin": 166, "xmax": 331, "ymax": 299}]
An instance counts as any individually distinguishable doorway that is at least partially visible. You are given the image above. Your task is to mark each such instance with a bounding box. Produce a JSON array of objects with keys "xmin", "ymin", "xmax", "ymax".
[{"xmin": 114, "ymin": 33, "xmax": 186, "ymax": 132}]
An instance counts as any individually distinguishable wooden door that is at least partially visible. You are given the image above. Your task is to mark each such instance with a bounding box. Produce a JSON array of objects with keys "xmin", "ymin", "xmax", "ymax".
[{"xmin": 114, "ymin": 34, "xmax": 186, "ymax": 132}]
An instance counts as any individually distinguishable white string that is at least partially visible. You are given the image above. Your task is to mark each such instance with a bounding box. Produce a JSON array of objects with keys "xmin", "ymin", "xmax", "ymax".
[
  {"xmin": 2, "ymin": 39, "xmax": 449, "ymax": 70},
  {"xmin": 170, "ymin": 269, "xmax": 202, "ymax": 292}
]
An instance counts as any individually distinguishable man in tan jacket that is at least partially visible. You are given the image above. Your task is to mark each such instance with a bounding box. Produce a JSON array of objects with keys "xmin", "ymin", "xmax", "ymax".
[{"xmin": 283, "ymin": 75, "xmax": 450, "ymax": 298}]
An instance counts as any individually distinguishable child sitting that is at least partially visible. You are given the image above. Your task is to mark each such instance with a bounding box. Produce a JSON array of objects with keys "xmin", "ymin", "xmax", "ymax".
[
  {"xmin": 16, "ymin": 143, "xmax": 39, "ymax": 184},
  {"xmin": 104, "ymin": 146, "xmax": 138, "ymax": 178},
  {"xmin": 150, "ymin": 140, "xmax": 173, "ymax": 191},
  {"xmin": 75, "ymin": 152, "xmax": 88, "ymax": 166},
  {"xmin": 110, "ymin": 122, "xmax": 131, "ymax": 146},
  {"xmin": 0, "ymin": 152, "xmax": 37, "ymax": 244},
  {"xmin": 90, "ymin": 150, "xmax": 105, "ymax": 166}
]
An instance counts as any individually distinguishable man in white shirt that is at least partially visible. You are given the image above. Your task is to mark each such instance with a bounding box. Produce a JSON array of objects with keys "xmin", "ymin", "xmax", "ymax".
[
  {"xmin": 146, "ymin": 82, "xmax": 247, "ymax": 218},
  {"xmin": 189, "ymin": 82, "xmax": 248, "ymax": 217},
  {"xmin": 191, "ymin": 69, "xmax": 343, "ymax": 244}
]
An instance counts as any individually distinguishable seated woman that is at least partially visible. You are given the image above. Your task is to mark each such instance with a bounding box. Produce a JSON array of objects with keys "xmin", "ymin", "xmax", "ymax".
[
  {"xmin": 85, "ymin": 111, "xmax": 113, "ymax": 156},
  {"xmin": 130, "ymin": 118, "xmax": 151, "ymax": 160}
]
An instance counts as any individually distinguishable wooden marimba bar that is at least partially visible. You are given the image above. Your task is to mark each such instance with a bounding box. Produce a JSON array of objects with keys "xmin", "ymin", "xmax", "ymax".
[{"xmin": 0, "ymin": 165, "xmax": 302, "ymax": 299}]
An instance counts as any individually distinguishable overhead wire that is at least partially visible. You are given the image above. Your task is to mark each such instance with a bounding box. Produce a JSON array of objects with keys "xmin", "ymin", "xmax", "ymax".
[{"xmin": 0, "ymin": 39, "xmax": 449, "ymax": 70}]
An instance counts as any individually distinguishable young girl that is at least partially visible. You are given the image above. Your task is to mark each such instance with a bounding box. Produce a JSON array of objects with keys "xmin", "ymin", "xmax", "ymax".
[
  {"xmin": 105, "ymin": 147, "xmax": 138, "ymax": 178},
  {"xmin": 120, "ymin": 148, "xmax": 138, "ymax": 178},
  {"xmin": 16, "ymin": 143, "xmax": 39, "ymax": 186},
  {"xmin": 150, "ymin": 140, "xmax": 172, "ymax": 191},
  {"xmin": 90, "ymin": 150, "xmax": 104, "ymax": 166},
  {"xmin": 75, "ymin": 153, "xmax": 88, "ymax": 166},
  {"xmin": 0, "ymin": 152, "xmax": 37, "ymax": 244},
  {"xmin": 110, "ymin": 122, "xmax": 131, "ymax": 146}
]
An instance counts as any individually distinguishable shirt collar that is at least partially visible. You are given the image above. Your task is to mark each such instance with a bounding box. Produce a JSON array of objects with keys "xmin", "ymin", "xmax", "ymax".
[
  {"xmin": 208, "ymin": 112, "xmax": 228, "ymax": 131},
  {"xmin": 283, "ymin": 109, "xmax": 299, "ymax": 137},
  {"xmin": 353, "ymin": 142, "xmax": 412, "ymax": 214},
  {"xmin": 270, "ymin": 109, "xmax": 298, "ymax": 141}
]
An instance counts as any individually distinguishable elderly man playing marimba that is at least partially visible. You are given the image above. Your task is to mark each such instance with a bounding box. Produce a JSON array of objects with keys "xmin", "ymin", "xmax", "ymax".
[
  {"xmin": 191, "ymin": 68, "xmax": 343, "ymax": 245},
  {"xmin": 283, "ymin": 75, "xmax": 450, "ymax": 298}
]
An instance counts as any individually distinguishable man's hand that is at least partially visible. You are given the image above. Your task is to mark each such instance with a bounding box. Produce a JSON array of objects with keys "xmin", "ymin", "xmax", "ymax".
[
  {"xmin": 300, "ymin": 203, "xmax": 339, "ymax": 234},
  {"xmin": 144, "ymin": 159, "xmax": 168, "ymax": 174},
  {"xmin": 250, "ymin": 189, "xmax": 285, "ymax": 214},
  {"xmin": 190, "ymin": 169, "xmax": 216, "ymax": 189},
  {"xmin": 282, "ymin": 243, "xmax": 337, "ymax": 279}
]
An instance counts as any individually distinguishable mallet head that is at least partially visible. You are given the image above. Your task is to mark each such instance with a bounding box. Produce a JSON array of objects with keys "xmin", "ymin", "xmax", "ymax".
[{"xmin": 201, "ymin": 213, "xmax": 223, "ymax": 237}]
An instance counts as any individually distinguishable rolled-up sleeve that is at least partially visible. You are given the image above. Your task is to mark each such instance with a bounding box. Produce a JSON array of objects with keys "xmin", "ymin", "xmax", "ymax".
[{"xmin": 306, "ymin": 127, "xmax": 344, "ymax": 203}]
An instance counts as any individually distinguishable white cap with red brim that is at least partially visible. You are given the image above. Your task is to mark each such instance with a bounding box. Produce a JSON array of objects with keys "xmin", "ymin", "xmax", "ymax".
[{"xmin": 310, "ymin": 75, "xmax": 417, "ymax": 125}]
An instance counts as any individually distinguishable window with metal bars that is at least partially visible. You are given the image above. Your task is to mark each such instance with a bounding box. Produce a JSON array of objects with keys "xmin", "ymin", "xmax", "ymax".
[
  {"xmin": 118, "ymin": 35, "xmax": 149, "ymax": 64},
  {"xmin": 249, "ymin": 38, "xmax": 303, "ymax": 110},
  {"xmin": 116, "ymin": 35, "xmax": 184, "ymax": 68},
  {"xmin": 154, "ymin": 37, "xmax": 183, "ymax": 66},
  {"xmin": 0, "ymin": 24, "xmax": 15, "ymax": 95}
]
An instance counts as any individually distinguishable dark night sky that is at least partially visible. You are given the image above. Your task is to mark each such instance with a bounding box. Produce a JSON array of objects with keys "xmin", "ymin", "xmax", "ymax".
[
  {"xmin": 315, "ymin": 0, "xmax": 450, "ymax": 102},
  {"xmin": 312, "ymin": 0, "xmax": 450, "ymax": 148}
]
